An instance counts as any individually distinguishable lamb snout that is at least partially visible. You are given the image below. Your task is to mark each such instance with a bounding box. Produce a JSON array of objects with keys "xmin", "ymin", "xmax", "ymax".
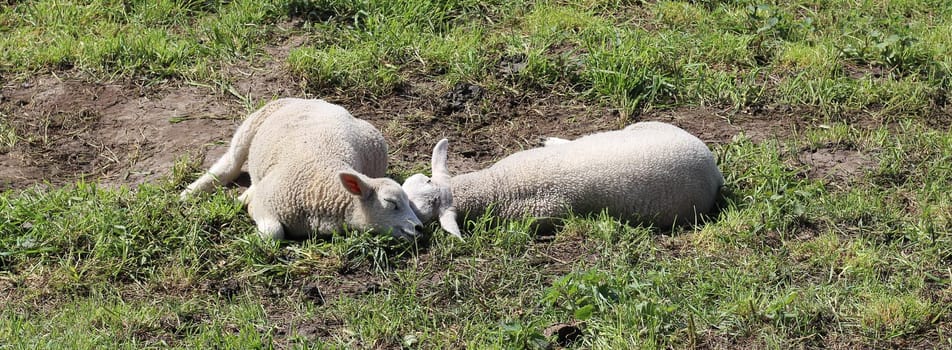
[{"xmin": 394, "ymin": 219, "xmax": 425, "ymax": 239}]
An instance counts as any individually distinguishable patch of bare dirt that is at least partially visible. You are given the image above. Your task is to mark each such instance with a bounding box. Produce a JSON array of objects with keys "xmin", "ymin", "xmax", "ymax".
[
  {"xmin": 531, "ymin": 232, "xmax": 600, "ymax": 277},
  {"xmin": 0, "ymin": 67, "xmax": 876, "ymax": 191},
  {"xmin": 0, "ymin": 75, "xmax": 241, "ymax": 190},
  {"xmin": 0, "ymin": 66, "xmax": 892, "ymax": 194},
  {"xmin": 0, "ymin": 31, "xmax": 311, "ymax": 191},
  {"xmin": 0, "ymin": 31, "xmax": 897, "ymax": 192},
  {"xmin": 796, "ymin": 146, "xmax": 879, "ymax": 186},
  {"xmin": 643, "ymin": 107, "xmax": 810, "ymax": 145},
  {"xmin": 353, "ymin": 84, "xmax": 623, "ymax": 175},
  {"xmin": 224, "ymin": 24, "xmax": 306, "ymax": 102},
  {"xmin": 263, "ymin": 297, "xmax": 345, "ymax": 347},
  {"xmin": 303, "ymin": 269, "xmax": 386, "ymax": 303}
]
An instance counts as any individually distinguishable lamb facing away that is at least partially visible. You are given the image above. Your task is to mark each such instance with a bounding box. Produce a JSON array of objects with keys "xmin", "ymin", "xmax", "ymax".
[
  {"xmin": 180, "ymin": 98, "xmax": 423, "ymax": 240},
  {"xmin": 401, "ymin": 121, "xmax": 724, "ymax": 238}
]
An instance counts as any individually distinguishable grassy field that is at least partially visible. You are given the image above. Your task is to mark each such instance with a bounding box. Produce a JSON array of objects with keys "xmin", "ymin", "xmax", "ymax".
[{"xmin": 1, "ymin": 0, "xmax": 951, "ymax": 348}]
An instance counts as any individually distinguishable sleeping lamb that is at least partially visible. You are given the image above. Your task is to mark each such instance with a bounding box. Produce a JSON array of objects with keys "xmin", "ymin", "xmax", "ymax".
[
  {"xmin": 180, "ymin": 98, "xmax": 423, "ymax": 240},
  {"xmin": 401, "ymin": 121, "xmax": 724, "ymax": 238}
]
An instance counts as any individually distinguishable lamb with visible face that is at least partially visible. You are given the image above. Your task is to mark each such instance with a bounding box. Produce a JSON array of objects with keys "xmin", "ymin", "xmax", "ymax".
[
  {"xmin": 402, "ymin": 122, "xmax": 724, "ymax": 238},
  {"xmin": 181, "ymin": 98, "xmax": 423, "ymax": 240}
]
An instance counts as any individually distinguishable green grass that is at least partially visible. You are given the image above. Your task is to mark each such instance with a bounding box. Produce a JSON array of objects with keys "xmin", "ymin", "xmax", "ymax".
[
  {"xmin": 0, "ymin": 0, "xmax": 277, "ymax": 82},
  {"xmin": 2, "ymin": 123, "xmax": 949, "ymax": 347},
  {"xmin": 4, "ymin": 0, "xmax": 950, "ymax": 114},
  {"xmin": 2, "ymin": 0, "xmax": 952, "ymax": 348},
  {"xmin": 0, "ymin": 112, "xmax": 16, "ymax": 152}
]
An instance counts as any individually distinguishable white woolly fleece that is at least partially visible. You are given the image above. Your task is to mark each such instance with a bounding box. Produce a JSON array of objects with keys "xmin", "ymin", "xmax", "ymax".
[
  {"xmin": 406, "ymin": 121, "xmax": 724, "ymax": 236},
  {"xmin": 182, "ymin": 98, "xmax": 422, "ymax": 240}
]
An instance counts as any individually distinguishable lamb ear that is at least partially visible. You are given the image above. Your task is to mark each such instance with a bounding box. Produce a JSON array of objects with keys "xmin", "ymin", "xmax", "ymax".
[
  {"xmin": 429, "ymin": 139, "xmax": 459, "ymax": 238},
  {"xmin": 431, "ymin": 138, "xmax": 451, "ymax": 184},
  {"xmin": 338, "ymin": 171, "xmax": 372, "ymax": 199},
  {"xmin": 438, "ymin": 207, "xmax": 462, "ymax": 239}
]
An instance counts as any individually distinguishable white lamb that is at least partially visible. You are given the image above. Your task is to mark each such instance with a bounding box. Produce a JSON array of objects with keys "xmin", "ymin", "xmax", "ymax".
[
  {"xmin": 180, "ymin": 98, "xmax": 423, "ymax": 240},
  {"xmin": 401, "ymin": 121, "xmax": 724, "ymax": 238}
]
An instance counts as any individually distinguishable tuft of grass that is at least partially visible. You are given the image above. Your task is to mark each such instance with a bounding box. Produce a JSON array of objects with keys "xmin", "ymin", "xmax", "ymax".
[
  {"xmin": 0, "ymin": 0, "xmax": 277, "ymax": 80},
  {"xmin": 287, "ymin": 45, "xmax": 403, "ymax": 95},
  {"xmin": 0, "ymin": 113, "xmax": 16, "ymax": 153},
  {"xmin": 858, "ymin": 293, "xmax": 938, "ymax": 339}
]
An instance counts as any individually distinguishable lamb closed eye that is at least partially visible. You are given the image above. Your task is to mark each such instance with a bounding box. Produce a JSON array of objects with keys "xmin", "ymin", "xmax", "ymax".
[{"xmin": 385, "ymin": 199, "xmax": 399, "ymax": 210}]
